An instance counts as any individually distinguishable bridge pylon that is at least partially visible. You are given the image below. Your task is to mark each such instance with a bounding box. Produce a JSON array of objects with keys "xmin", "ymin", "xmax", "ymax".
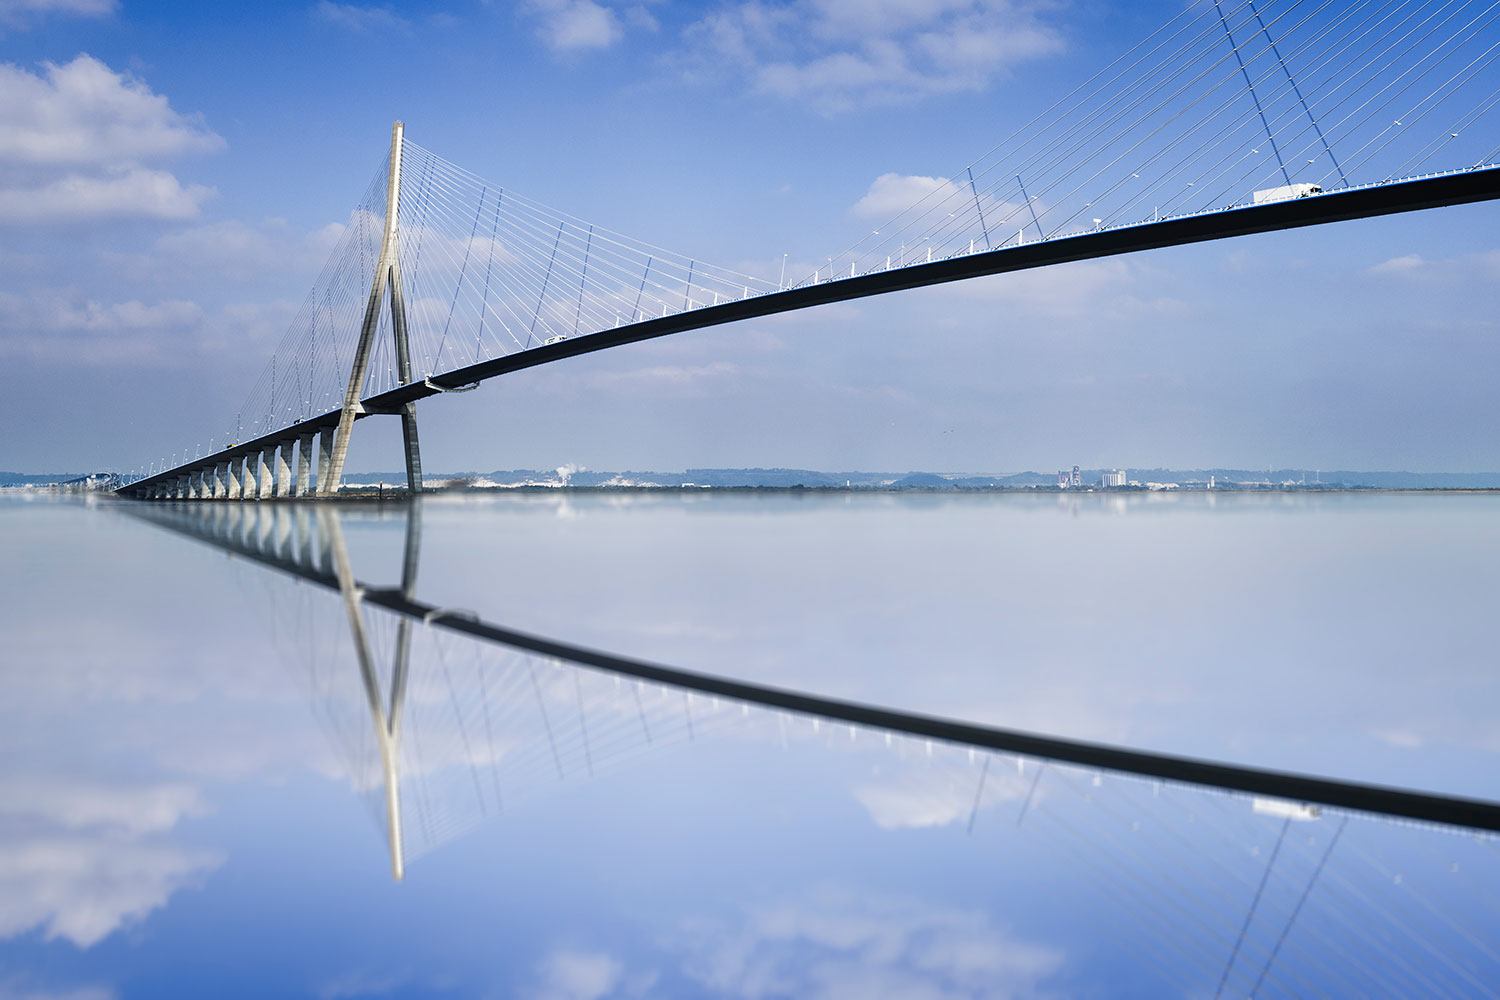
[{"xmin": 319, "ymin": 121, "xmax": 423, "ymax": 497}]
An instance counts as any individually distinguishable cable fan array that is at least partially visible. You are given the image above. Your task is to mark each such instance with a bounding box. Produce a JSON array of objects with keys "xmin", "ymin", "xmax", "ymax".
[
  {"xmin": 385, "ymin": 141, "xmax": 780, "ymax": 385},
  {"xmin": 227, "ymin": 159, "xmax": 390, "ymax": 453},
  {"xmin": 816, "ymin": 0, "xmax": 1500, "ymax": 285}
]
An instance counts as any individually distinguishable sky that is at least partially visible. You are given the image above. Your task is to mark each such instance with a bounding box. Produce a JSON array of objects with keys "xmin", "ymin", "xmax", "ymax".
[{"xmin": 1, "ymin": 0, "xmax": 1499, "ymax": 475}]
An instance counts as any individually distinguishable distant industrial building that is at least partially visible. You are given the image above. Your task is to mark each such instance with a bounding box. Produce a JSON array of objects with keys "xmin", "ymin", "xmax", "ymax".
[
  {"xmin": 1101, "ymin": 469, "xmax": 1127, "ymax": 487},
  {"xmin": 1056, "ymin": 466, "xmax": 1087, "ymax": 489}
]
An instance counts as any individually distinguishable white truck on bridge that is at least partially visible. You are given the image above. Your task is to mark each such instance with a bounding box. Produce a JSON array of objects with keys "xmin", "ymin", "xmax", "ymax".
[{"xmin": 1253, "ymin": 183, "xmax": 1323, "ymax": 205}]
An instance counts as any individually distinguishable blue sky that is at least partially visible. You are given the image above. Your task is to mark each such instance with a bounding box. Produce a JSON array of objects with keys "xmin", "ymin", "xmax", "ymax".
[{"xmin": 2, "ymin": 0, "xmax": 1499, "ymax": 474}]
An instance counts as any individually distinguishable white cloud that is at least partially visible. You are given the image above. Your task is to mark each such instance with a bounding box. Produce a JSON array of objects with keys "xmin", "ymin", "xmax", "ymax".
[
  {"xmin": 684, "ymin": 0, "xmax": 1065, "ymax": 113},
  {"xmin": 0, "ymin": 55, "xmax": 221, "ymax": 223},
  {"xmin": 0, "ymin": 834, "xmax": 218, "ymax": 948},
  {"xmin": 526, "ymin": 0, "xmax": 624, "ymax": 52},
  {"xmin": 524, "ymin": 947, "xmax": 659, "ymax": 1000},
  {"xmin": 151, "ymin": 219, "xmax": 347, "ymax": 281},
  {"xmin": 811, "ymin": 0, "xmax": 981, "ymax": 37},
  {"xmin": 529, "ymin": 950, "xmax": 623, "ymax": 1000},
  {"xmin": 0, "ymin": 777, "xmax": 203, "ymax": 836},
  {"xmin": 0, "ymin": 291, "xmax": 202, "ymax": 335},
  {"xmin": 851, "ymin": 171, "xmax": 1032, "ymax": 240},
  {"xmin": 853, "ymin": 760, "xmax": 1031, "ymax": 829},
  {"xmin": 0, "ymin": 56, "xmax": 221, "ymax": 167},
  {"xmin": 0, "ymin": 167, "xmax": 213, "ymax": 222},
  {"xmin": 0, "ymin": 776, "xmax": 218, "ymax": 949},
  {"xmin": 852, "ymin": 172, "xmax": 957, "ymax": 219},
  {"xmin": 675, "ymin": 887, "xmax": 1064, "ymax": 999},
  {"xmin": 313, "ymin": 2, "xmax": 408, "ymax": 32},
  {"xmin": 1364, "ymin": 249, "xmax": 1500, "ymax": 283},
  {"xmin": 1369, "ymin": 254, "xmax": 1425, "ymax": 275},
  {"xmin": 0, "ymin": 290, "xmax": 302, "ymax": 366}
]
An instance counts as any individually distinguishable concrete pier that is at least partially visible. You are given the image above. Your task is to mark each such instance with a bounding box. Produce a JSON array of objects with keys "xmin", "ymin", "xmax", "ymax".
[
  {"xmin": 295, "ymin": 433, "xmax": 314, "ymax": 497},
  {"xmin": 274, "ymin": 442, "xmax": 292, "ymax": 497},
  {"xmin": 246, "ymin": 452, "xmax": 264, "ymax": 500},
  {"xmin": 317, "ymin": 427, "xmax": 336, "ymax": 495},
  {"xmin": 260, "ymin": 446, "xmax": 276, "ymax": 498},
  {"xmin": 257, "ymin": 447, "xmax": 271, "ymax": 498},
  {"xmin": 263, "ymin": 449, "xmax": 276, "ymax": 499}
]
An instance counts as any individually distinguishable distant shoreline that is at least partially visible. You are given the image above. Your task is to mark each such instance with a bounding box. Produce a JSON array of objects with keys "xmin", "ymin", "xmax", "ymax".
[
  {"xmin": 9, "ymin": 466, "xmax": 1500, "ymax": 494},
  {"xmin": 9, "ymin": 483, "xmax": 1500, "ymax": 501},
  {"xmin": 331, "ymin": 483, "xmax": 1500, "ymax": 497}
]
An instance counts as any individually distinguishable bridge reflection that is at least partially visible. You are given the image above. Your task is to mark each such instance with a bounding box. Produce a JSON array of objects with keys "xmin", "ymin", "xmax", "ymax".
[
  {"xmin": 116, "ymin": 498, "xmax": 1500, "ymax": 994},
  {"xmin": 121, "ymin": 497, "xmax": 1500, "ymax": 832}
]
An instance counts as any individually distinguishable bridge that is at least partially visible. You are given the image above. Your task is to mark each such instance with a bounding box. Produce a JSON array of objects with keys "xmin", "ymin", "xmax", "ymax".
[{"xmin": 116, "ymin": 0, "xmax": 1500, "ymax": 499}]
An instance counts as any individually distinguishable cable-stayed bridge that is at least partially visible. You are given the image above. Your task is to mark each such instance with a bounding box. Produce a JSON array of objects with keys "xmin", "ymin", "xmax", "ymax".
[{"xmin": 118, "ymin": 0, "xmax": 1500, "ymax": 499}]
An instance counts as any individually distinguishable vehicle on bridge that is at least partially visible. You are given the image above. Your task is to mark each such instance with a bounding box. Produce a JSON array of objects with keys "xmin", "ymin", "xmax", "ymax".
[{"xmin": 1253, "ymin": 183, "xmax": 1323, "ymax": 205}]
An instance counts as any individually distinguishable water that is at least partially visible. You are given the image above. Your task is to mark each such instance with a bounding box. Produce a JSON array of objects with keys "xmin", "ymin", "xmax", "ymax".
[{"xmin": 0, "ymin": 492, "xmax": 1496, "ymax": 997}]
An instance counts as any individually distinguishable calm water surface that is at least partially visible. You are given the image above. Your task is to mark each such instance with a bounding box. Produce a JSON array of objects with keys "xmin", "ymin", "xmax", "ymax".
[{"xmin": 0, "ymin": 492, "xmax": 1496, "ymax": 997}]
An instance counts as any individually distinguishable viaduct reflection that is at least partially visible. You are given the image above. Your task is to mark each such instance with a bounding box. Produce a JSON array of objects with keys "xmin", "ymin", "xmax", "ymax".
[
  {"xmin": 121, "ymin": 497, "xmax": 1500, "ymax": 836},
  {"xmin": 115, "ymin": 498, "xmax": 1500, "ymax": 996}
]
